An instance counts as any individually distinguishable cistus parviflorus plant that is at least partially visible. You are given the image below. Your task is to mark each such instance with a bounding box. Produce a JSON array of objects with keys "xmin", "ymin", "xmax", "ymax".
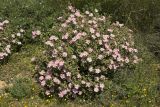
[
  {"xmin": 0, "ymin": 20, "xmax": 25, "ymax": 63},
  {"xmin": 35, "ymin": 5, "xmax": 140, "ymax": 99}
]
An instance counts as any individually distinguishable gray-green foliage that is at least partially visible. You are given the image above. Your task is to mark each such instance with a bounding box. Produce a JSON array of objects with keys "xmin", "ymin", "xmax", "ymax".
[{"xmin": 8, "ymin": 78, "xmax": 33, "ymax": 99}]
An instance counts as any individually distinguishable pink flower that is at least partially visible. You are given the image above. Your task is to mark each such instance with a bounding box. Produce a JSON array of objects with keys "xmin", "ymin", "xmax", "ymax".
[
  {"xmin": 58, "ymin": 90, "xmax": 68, "ymax": 98},
  {"xmin": 91, "ymin": 35, "xmax": 96, "ymax": 39},
  {"xmin": 0, "ymin": 27, "xmax": 3, "ymax": 30},
  {"xmin": 107, "ymin": 29, "xmax": 113, "ymax": 32},
  {"xmin": 32, "ymin": 31, "xmax": 36, "ymax": 36},
  {"xmin": 85, "ymin": 11, "xmax": 90, "ymax": 14},
  {"xmin": 88, "ymin": 48, "xmax": 93, "ymax": 53},
  {"xmin": 75, "ymin": 11, "xmax": 81, "ymax": 17},
  {"xmin": 32, "ymin": 30, "xmax": 41, "ymax": 38},
  {"xmin": 94, "ymin": 86, "xmax": 99, "ymax": 92},
  {"xmin": 16, "ymin": 33, "xmax": 21, "ymax": 37},
  {"xmin": 86, "ymin": 82, "xmax": 91, "ymax": 87},
  {"xmin": 53, "ymin": 77, "xmax": 61, "ymax": 84},
  {"xmin": 0, "ymin": 22, "xmax": 4, "ymax": 26},
  {"xmin": 0, "ymin": 52, "xmax": 7, "ymax": 60},
  {"xmin": 90, "ymin": 28, "xmax": 95, "ymax": 34},
  {"xmin": 31, "ymin": 57, "xmax": 36, "ymax": 62},
  {"xmin": 100, "ymin": 48, "xmax": 105, "ymax": 51},
  {"xmin": 45, "ymin": 75, "xmax": 52, "ymax": 80},
  {"xmin": 59, "ymin": 60, "xmax": 64, "ymax": 67},
  {"xmin": 81, "ymin": 80, "xmax": 86, "ymax": 84},
  {"xmin": 48, "ymin": 61, "xmax": 57, "ymax": 68},
  {"xmin": 98, "ymin": 40, "xmax": 103, "ymax": 45},
  {"xmin": 77, "ymin": 74, "xmax": 81, "ymax": 79},
  {"xmin": 49, "ymin": 35, "xmax": 58, "ymax": 41},
  {"xmin": 60, "ymin": 74, "xmax": 66, "ymax": 79},
  {"xmin": 39, "ymin": 70, "xmax": 45, "ymax": 75},
  {"xmin": 128, "ymin": 48, "xmax": 133, "ymax": 52},
  {"xmin": 108, "ymin": 64, "xmax": 113, "ymax": 69},
  {"xmin": 99, "ymin": 83, "xmax": 104, "ymax": 89},
  {"xmin": 98, "ymin": 55, "xmax": 103, "ymax": 60},
  {"xmin": 61, "ymin": 23, "xmax": 67, "ymax": 27},
  {"xmin": 110, "ymin": 34, "xmax": 115, "ymax": 38},
  {"xmin": 66, "ymin": 72, "xmax": 71, "ymax": 77},
  {"xmin": 68, "ymin": 5, "xmax": 75, "ymax": 12},
  {"xmin": 72, "ymin": 55, "xmax": 77, "ymax": 59},
  {"xmin": 96, "ymin": 32, "xmax": 100, "ymax": 37},
  {"xmin": 58, "ymin": 92, "xmax": 64, "ymax": 98},
  {"xmin": 95, "ymin": 9, "xmax": 98, "ymax": 12},
  {"xmin": 62, "ymin": 52, "xmax": 68, "ymax": 57},
  {"xmin": 79, "ymin": 51, "xmax": 88, "ymax": 58},
  {"xmin": 134, "ymin": 49, "xmax": 138, "ymax": 53},
  {"xmin": 87, "ymin": 57, "xmax": 92, "ymax": 62},
  {"xmin": 125, "ymin": 57, "xmax": 129, "ymax": 63},
  {"xmin": 74, "ymin": 84, "xmax": 80, "ymax": 89},
  {"xmin": 62, "ymin": 33, "xmax": 69, "ymax": 40},
  {"xmin": 89, "ymin": 66, "xmax": 93, "ymax": 72},
  {"xmin": 45, "ymin": 90, "xmax": 51, "ymax": 95},
  {"xmin": 3, "ymin": 20, "xmax": 9, "ymax": 24},
  {"xmin": 88, "ymin": 20, "xmax": 92, "ymax": 24},
  {"xmin": 45, "ymin": 41, "xmax": 54, "ymax": 47},
  {"xmin": 85, "ymin": 40, "xmax": 91, "ymax": 44},
  {"xmin": 78, "ymin": 91, "xmax": 82, "ymax": 95},
  {"xmin": 39, "ymin": 76, "xmax": 44, "ymax": 81},
  {"xmin": 89, "ymin": 13, "xmax": 93, "ymax": 17},
  {"xmin": 95, "ymin": 69, "xmax": 101, "ymax": 74},
  {"xmin": 41, "ymin": 80, "xmax": 46, "ymax": 86},
  {"xmin": 57, "ymin": 17, "xmax": 62, "ymax": 20}
]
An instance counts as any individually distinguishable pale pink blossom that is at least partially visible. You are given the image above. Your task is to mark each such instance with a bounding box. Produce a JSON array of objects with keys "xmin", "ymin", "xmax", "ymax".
[
  {"xmin": 45, "ymin": 90, "xmax": 51, "ymax": 95},
  {"xmin": 94, "ymin": 86, "xmax": 99, "ymax": 92},
  {"xmin": 125, "ymin": 57, "xmax": 129, "ymax": 63},
  {"xmin": 60, "ymin": 74, "xmax": 66, "ymax": 79},
  {"xmin": 95, "ymin": 9, "xmax": 98, "ymax": 12},
  {"xmin": 77, "ymin": 74, "xmax": 81, "ymax": 79},
  {"xmin": 53, "ymin": 77, "xmax": 61, "ymax": 84},
  {"xmin": 75, "ymin": 11, "xmax": 81, "ymax": 17},
  {"xmin": 99, "ymin": 83, "xmax": 104, "ymax": 89},
  {"xmin": 96, "ymin": 32, "xmax": 100, "ymax": 37},
  {"xmin": 72, "ymin": 55, "xmax": 77, "ymax": 59},
  {"xmin": 74, "ymin": 84, "xmax": 80, "ymax": 89},
  {"xmin": 66, "ymin": 72, "xmax": 71, "ymax": 77},
  {"xmin": 87, "ymin": 57, "xmax": 92, "ymax": 62},
  {"xmin": 3, "ymin": 20, "xmax": 9, "ymax": 24},
  {"xmin": 45, "ymin": 41, "xmax": 54, "ymax": 47},
  {"xmin": 62, "ymin": 52, "xmax": 68, "ymax": 57},
  {"xmin": 49, "ymin": 35, "xmax": 58, "ymax": 41},
  {"xmin": 39, "ymin": 70, "xmax": 45, "ymax": 75},
  {"xmin": 45, "ymin": 75, "xmax": 52, "ymax": 80},
  {"xmin": 62, "ymin": 33, "xmax": 69, "ymax": 40},
  {"xmin": 90, "ymin": 28, "xmax": 95, "ymax": 34},
  {"xmin": 98, "ymin": 55, "xmax": 103, "ymax": 60},
  {"xmin": 41, "ymin": 80, "xmax": 46, "ymax": 86},
  {"xmin": 16, "ymin": 33, "xmax": 21, "ymax": 37},
  {"xmin": 107, "ymin": 29, "xmax": 113, "ymax": 32},
  {"xmin": 89, "ymin": 66, "xmax": 94, "ymax": 72},
  {"xmin": 88, "ymin": 48, "xmax": 93, "ymax": 53},
  {"xmin": 86, "ymin": 82, "xmax": 91, "ymax": 87},
  {"xmin": 85, "ymin": 40, "xmax": 91, "ymax": 44},
  {"xmin": 85, "ymin": 11, "xmax": 90, "ymax": 14},
  {"xmin": 95, "ymin": 69, "xmax": 101, "ymax": 74},
  {"xmin": 39, "ymin": 76, "xmax": 44, "ymax": 81}
]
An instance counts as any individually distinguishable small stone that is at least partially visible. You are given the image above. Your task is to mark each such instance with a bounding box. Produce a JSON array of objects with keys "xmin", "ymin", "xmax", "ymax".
[{"xmin": 0, "ymin": 80, "xmax": 7, "ymax": 89}]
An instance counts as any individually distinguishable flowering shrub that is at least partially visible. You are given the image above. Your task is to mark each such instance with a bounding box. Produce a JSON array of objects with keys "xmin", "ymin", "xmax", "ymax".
[
  {"xmin": 32, "ymin": 30, "xmax": 41, "ymax": 39},
  {"xmin": 0, "ymin": 20, "xmax": 25, "ymax": 62},
  {"xmin": 35, "ymin": 6, "xmax": 140, "ymax": 99}
]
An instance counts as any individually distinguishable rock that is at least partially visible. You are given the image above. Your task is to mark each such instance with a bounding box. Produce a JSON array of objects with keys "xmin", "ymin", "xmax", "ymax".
[{"xmin": 0, "ymin": 80, "xmax": 7, "ymax": 89}]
